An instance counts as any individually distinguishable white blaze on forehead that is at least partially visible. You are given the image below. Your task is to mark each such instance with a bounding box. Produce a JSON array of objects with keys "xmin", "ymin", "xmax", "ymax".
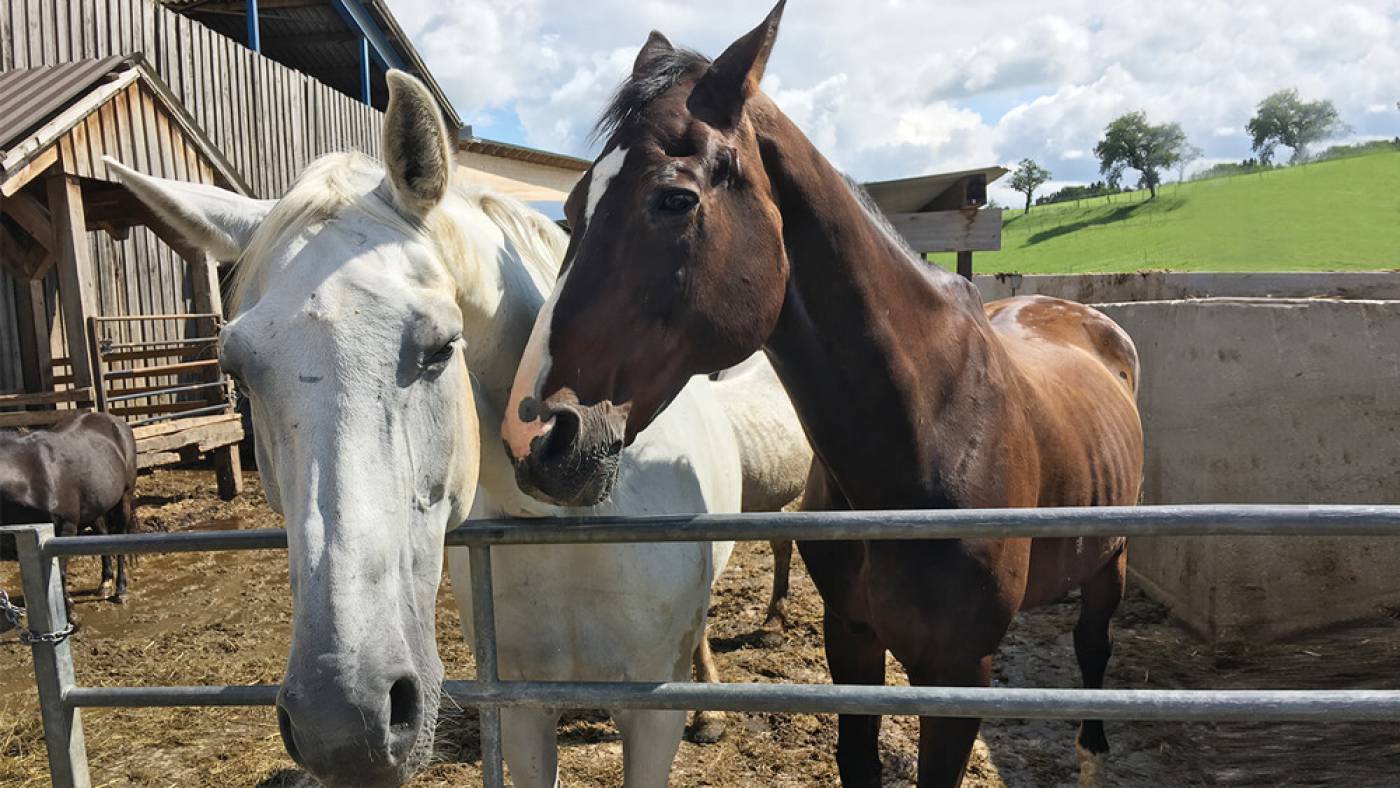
[
  {"xmin": 501, "ymin": 146, "xmax": 628, "ymax": 461},
  {"xmin": 583, "ymin": 146, "xmax": 629, "ymax": 227},
  {"xmin": 502, "ymin": 262, "xmax": 571, "ymax": 460}
]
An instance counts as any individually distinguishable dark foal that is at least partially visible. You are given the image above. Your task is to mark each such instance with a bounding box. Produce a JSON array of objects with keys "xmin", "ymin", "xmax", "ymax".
[
  {"xmin": 501, "ymin": 4, "xmax": 1144, "ymax": 786},
  {"xmin": 1, "ymin": 412, "xmax": 139, "ymax": 612}
]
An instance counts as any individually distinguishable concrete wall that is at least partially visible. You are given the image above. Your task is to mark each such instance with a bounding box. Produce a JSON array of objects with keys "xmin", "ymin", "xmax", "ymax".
[
  {"xmin": 1096, "ymin": 298, "xmax": 1400, "ymax": 641},
  {"xmin": 456, "ymin": 152, "xmax": 585, "ymax": 202},
  {"xmin": 977, "ymin": 271, "xmax": 1400, "ymax": 304}
]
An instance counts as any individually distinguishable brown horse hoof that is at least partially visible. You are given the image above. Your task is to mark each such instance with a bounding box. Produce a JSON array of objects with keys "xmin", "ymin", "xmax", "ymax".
[
  {"xmin": 111, "ymin": 592, "xmax": 128, "ymax": 605},
  {"xmin": 685, "ymin": 712, "xmax": 726, "ymax": 744},
  {"xmin": 755, "ymin": 626, "xmax": 785, "ymax": 649}
]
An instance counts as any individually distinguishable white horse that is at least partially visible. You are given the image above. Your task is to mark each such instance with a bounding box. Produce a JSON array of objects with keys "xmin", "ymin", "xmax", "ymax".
[{"xmin": 111, "ymin": 71, "xmax": 799, "ymax": 787}]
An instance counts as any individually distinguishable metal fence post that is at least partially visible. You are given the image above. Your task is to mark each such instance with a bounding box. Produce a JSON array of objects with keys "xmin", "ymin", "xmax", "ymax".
[
  {"xmin": 6, "ymin": 523, "xmax": 91, "ymax": 788},
  {"xmin": 469, "ymin": 544, "xmax": 505, "ymax": 788}
]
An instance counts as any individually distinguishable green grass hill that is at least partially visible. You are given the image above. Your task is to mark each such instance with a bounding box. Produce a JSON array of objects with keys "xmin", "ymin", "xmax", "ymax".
[{"xmin": 935, "ymin": 150, "xmax": 1400, "ymax": 274}]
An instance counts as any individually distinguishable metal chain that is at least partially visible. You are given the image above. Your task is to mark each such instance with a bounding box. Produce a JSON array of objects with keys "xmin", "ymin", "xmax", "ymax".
[{"xmin": 0, "ymin": 589, "xmax": 76, "ymax": 646}]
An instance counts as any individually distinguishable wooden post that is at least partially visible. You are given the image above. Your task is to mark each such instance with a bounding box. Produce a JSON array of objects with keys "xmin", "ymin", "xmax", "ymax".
[
  {"xmin": 956, "ymin": 251, "xmax": 973, "ymax": 280},
  {"xmin": 214, "ymin": 442, "xmax": 243, "ymax": 500},
  {"xmin": 46, "ymin": 174, "xmax": 97, "ymax": 391},
  {"xmin": 12, "ymin": 276, "xmax": 55, "ymax": 395},
  {"xmin": 86, "ymin": 318, "xmax": 108, "ymax": 413},
  {"xmin": 187, "ymin": 249, "xmax": 242, "ymax": 500}
]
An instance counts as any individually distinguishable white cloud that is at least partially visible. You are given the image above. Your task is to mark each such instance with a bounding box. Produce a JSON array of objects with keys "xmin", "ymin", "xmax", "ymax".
[{"xmin": 392, "ymin": 0, "xmax": 1400, "ymax": 189}]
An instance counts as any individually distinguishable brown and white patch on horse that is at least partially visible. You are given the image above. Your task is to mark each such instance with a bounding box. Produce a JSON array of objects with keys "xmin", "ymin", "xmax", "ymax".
[{"xmin": 987, "ymin": 295, "xmax": 1141, "ymax": 395}]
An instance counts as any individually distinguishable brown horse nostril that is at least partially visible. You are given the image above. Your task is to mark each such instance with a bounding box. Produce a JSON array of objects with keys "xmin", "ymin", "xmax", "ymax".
[{"xmin": 536, "ymin": 406, "xmax": 581, "ymax": 463}]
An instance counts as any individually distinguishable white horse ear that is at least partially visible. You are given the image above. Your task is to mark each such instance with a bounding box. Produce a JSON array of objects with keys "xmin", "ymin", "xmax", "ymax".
[
  {"xmin": 383, "ymin": 70, "xmax": 453, "ymax": 218},
  {"xmin": 104, "ymin": 157, "xmax": 274, "ymax": 262}
]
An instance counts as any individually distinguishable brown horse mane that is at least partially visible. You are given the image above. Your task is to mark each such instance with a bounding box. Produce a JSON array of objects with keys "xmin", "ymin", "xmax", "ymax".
[{"xmin": 593, "ymin": 46, "xmax": 710, "ymax": 142}]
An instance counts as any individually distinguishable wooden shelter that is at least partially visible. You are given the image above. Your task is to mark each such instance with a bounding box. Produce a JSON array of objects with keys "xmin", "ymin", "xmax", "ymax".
[
  {"xmin": 0, "ymin": 53, "xmax": 245, "ymax": 497},
  {"xmin": 863, "ymin": 165, "xmax": 1008, "ymax": 278}
]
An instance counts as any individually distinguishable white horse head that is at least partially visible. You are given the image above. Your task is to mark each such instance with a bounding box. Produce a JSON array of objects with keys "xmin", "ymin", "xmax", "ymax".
[{"xmin": 107, "ymin": 72, "xmax": 563, "ymax": 787}]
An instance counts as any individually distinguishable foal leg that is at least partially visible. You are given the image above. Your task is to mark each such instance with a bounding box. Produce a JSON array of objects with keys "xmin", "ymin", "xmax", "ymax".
[
  {"xmin": 686, "ymin": 626, "xmax": 726, "ymax": 743},
  {"xmin": 109, "ymin": 492, "xmax": 136, "ymax": 602},
  {"xmin": 95, "ymin": 516, "xmax": 115, "ymax": 600},
  {"xmin": 825, "ymin": 611, "xmax": 887, "ymax": 788},
  {"xmin": 615, "ymin": 708, "xmax": 687, "ymax": 788},
  {"xmin": 500, "ymin": 707, "xmax": 561, "ymax": 788},
  {"xmin": 1073, "ymin": 550, "xmax": 1127, "ymax": 788},
  {"xmin": 761, "ymin": 539, "xmax": 794, "ymax": 642}
]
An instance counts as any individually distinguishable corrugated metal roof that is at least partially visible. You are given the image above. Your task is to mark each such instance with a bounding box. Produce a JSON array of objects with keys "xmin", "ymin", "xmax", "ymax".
[
  {"xmin": 0, "ymin": 55, "xmax": 139, "ymax": 155},
  {"xmin": 459, "ymin": 132, "xmax": 592, "ymax": 173},
  {"xmin": 160, "ymin": 0, "xmax": 461, "ymax": 128}
]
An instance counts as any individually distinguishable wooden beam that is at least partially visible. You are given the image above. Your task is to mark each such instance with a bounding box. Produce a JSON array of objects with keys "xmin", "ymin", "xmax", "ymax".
[
  {"xmin": 1, "ymin": 191, "xmax": 55, "ymax": 253},
  {"xmin": 185, "ymin": 250, "xmax": 227, "ymax": 403},
  {"xmin": 0, "ymin": 221, "xmax": 47, "ymax": 279},
  {"xmin": 47, "ymin": 173, "xmax": 97, "ymax": 391},
  {"xmin": 885, "ymin": 208, "xmax": 1003, "ymax": 254},
  {"xmin": 0, "ymin": 410, "xmax": 82, "ymax": 428},
  {"xmin": 0, "ymin": 388, "xmax": 93, "ymax": 407},
  {"xmin": 956, "ymin": 251, "xmax": 973, "ymax": 281},
  {"xmin": 0, "ymin": 147, "xmax": 59, "ymax": 197},
  {"xmin": 12, "ymin": 278, "xmax": 55, "ymax": 395}
]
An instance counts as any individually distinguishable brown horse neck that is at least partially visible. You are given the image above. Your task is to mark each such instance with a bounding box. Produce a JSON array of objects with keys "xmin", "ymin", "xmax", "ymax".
[{"xmin": 750, "ymin": 99, "xmax": 1014, "ymax": 506}]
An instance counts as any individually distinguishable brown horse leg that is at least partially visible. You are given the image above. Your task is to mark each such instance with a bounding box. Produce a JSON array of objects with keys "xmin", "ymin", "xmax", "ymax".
[
  {"xmin": 1073, "ymin": 549, "xmax": 1126, "ymax": 787},
  {"xmin": 908, "ymin": 656, "xmax": 991, "ymax": 788},
  {"xmin": 825, "ymin": 610, "xmax": 886, "ymax": 788},
  {"xmin": 686, "ymin": 626, "xmax": 726, "ymax": 744},
  {"xmin": 109, "ymin": 491, "xmax": 135, "ymax": 602},
  {"xmin": 52, "ymin": 519, "xmax": 77, "ymax": 623},
  {"xmin": 760, "ymin": 539, "xmax": 793, "ymax": 644},
  {"xmin": 95, "ymin": 516, "xmax": 115, "ymax": 599}
]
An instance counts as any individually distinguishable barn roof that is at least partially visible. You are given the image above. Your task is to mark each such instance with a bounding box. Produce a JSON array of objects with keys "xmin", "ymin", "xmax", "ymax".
[
  {"xmin": 0, "ymin": 54, "xmax": 249, "ymax": 197},
  {"xmin": 160, "ymin": 0, "xmax": 461, "ymax": 129},
  {"xmin": 863, "ymin": 165, "xmax": 1009, "ymax": 214},
  {"xmin": 458, "ymin": 129, "xmax": 592, "ymax": 173}
]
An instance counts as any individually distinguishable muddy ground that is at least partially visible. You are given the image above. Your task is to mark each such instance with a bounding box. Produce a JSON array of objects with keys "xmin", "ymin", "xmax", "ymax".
[{"xmin": 4, "ymin": 467, "xmax": 1400, "ymax": 787}]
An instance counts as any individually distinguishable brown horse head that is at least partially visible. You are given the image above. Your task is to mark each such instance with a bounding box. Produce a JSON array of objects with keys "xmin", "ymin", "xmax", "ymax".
[{"xmin": 503, "ymin": 2, "xmax": 792, "ymax": 506}]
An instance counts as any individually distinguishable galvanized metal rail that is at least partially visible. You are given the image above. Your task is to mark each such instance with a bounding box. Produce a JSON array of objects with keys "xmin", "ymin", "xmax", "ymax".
[{"xmin": 7, "ymin": 504, "xmax": 1400, "ymax": 788}]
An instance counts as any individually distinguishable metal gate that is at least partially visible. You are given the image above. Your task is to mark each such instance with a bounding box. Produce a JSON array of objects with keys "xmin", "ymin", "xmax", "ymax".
[{"xmin": 7, "ymin": 504, "xmax": 1400, "ymax": 788}]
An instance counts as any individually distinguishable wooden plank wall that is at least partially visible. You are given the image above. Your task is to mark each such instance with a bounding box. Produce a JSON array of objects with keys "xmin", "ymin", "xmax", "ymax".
[
  {"xmin": 1, "ymin": 0, "xmax": 385, "ymax": 195},
  {"xmin": 0, "ymin": 0, "xmax": 386, "ymax": 392},
  {"xmin": 0, "ymin": 268, "xmax": 22, "ymax": 391}
]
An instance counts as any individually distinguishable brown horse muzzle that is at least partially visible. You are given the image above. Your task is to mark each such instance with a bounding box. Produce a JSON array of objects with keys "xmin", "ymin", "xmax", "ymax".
[{"xmin": 508, "ymin": 389, "xmax": 630, "ymax": 507}]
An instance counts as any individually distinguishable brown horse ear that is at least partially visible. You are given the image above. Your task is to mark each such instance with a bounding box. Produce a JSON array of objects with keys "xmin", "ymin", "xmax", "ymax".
[
  {"xmin": 634, "ymin": 31, "xmax": 674, "ymax": 77},
  {"xmin": 691, "ymin": 0, "xmax": 785, "ymax": 127}
]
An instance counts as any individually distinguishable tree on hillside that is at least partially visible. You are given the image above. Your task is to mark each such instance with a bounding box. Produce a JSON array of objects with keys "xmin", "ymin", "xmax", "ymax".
[
  {"xmin": 1175, "ymin": 142, "xmax": 1203, "ymax": 184},
  {"xmin": 1008, "ymin": 158, "xmax": 1051, "ymax": 212},
  {"xmin": 1093, "ymin": 111, "xmax": 1187, "ymax": 199},
  {"xmin": 1247, "ymin": 89, "xmax": 1346, "ymax": 164}
]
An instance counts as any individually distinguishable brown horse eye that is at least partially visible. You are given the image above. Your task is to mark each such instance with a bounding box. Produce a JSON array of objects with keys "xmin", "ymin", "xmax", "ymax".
[{"xmin": 657, "ymin": 190, "xmax": 699, "ymax": 215}]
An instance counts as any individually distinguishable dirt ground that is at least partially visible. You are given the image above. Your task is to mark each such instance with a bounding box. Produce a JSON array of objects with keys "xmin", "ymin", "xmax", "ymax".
[{"xmin": 5, "ymin": 467, "xmax": 1400, "ymax": 787}]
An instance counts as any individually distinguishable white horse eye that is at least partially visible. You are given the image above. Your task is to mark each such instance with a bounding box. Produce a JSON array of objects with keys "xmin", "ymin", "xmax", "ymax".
[{"xmin": 423, "ymin": 336, "xmax": 462, "ymax": 368}]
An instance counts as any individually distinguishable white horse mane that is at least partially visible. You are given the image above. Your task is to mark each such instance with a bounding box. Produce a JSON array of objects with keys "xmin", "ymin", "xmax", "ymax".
[{"xmin": 229, "ymin": 151, "xmax": 568, "ymax": 312}]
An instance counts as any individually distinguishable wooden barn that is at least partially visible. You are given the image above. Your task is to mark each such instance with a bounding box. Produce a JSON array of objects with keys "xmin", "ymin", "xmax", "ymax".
[{"xmin": 0, "ymin": 0, "xmax": 588, "ymax": 496}]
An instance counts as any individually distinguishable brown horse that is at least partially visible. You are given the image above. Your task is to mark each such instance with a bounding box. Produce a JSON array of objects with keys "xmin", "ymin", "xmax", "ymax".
[
  {"xmin": 1, "ymin": 412, "xmax": 139, "ymax": 611},
  {"xmin": 501, "ymin": 4, "xmax": 1144, "ymax": 786}
]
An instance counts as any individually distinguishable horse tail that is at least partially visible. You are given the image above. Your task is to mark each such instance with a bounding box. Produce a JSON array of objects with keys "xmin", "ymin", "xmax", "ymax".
[{"xmin": 707, "ymin": 354, "xmax": 813, "ymax": 513}]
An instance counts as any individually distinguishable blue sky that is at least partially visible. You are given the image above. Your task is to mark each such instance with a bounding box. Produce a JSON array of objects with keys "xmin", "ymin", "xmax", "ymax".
[{"xmin": 390, "ymin": 1, "xmax": 1400, "ymax": 204}]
